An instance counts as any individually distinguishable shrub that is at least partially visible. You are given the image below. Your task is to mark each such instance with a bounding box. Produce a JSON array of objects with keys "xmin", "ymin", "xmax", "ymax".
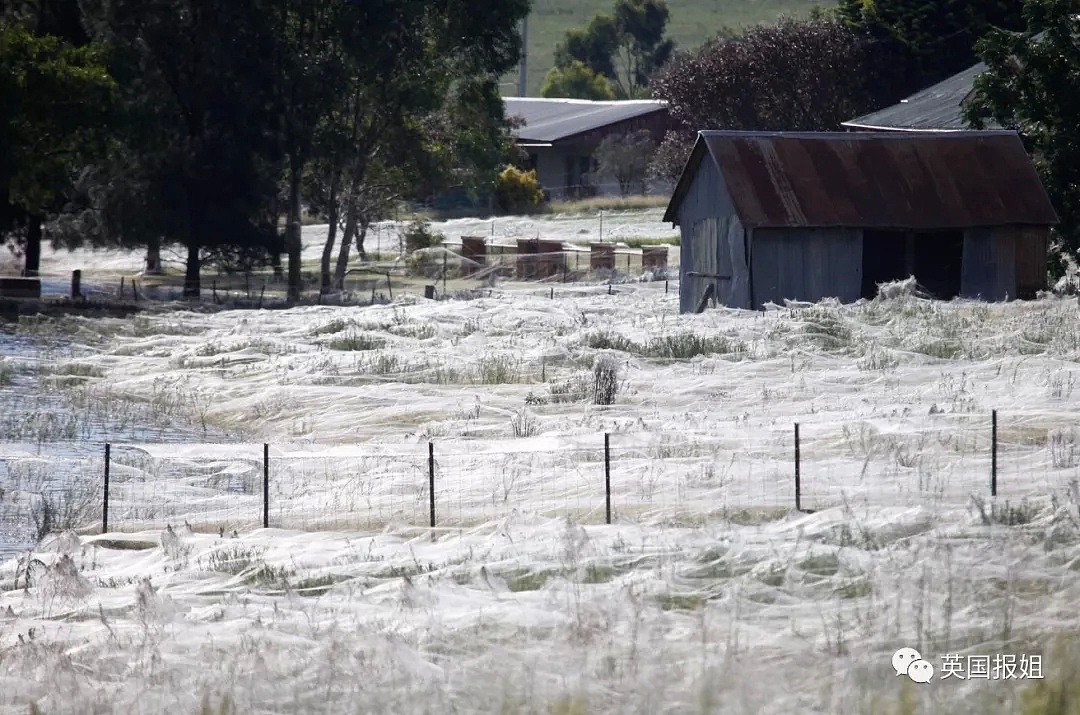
[
  {"xmin": 549, "ymin": 374, "xmax": 591, "ymax": 403},
  {"xmin": 510, "ymin": 407, "xmax": 540, "ymax": 437},
  {"xmin": 586, "ymin": 331, "xmax": 745, "ymax": 359},
  {"xmin": 474, "ymin": 354, "xmax": 521, "ymax": 384},
  {"xmin": 593, "ymin": 355, "xmax": 620, "ymax": 405},
  {"xmin": 326, "ymin": 333, "xmax": 385, "ymax": 351},
  {"xmin": 495, "ymin": 165, "xmax": 544, "ymax": 214},
  {"xmin": 401, "ymin": 219, "xmax": 444, "ymax": 253}
]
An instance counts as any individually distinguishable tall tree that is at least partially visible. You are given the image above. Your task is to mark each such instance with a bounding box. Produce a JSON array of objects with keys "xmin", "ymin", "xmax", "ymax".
[
  {"xmin": 0, "ymin": 22, "xmax": 115, "ymax": 276},
  {"xmin": 611, "ymin": 0, "xmax": 675, "ymax": 98},
  {"xmin": 541, "ymin": 59, "xmax": 617, "ymax": 100},
  {"xmin": 838, "ymin": 0, "xmax": 1026, "ymax": 98},
  {"xmin": 554, "ymin": 15, "xmax": 620, "ymax": 81},
  {"xmin": 265, "ymin": 0, "xmax": 351, "ymax": 301},
  {"xmin": 653, "ymin": 17, "xmax": 879, "ymax": 132},
  {"xmin": 310, "ymin": 0, "xmax": 529, "ymax": 293},
  {"xmin": 965, "ymin": 0, "xmax": 1080, "ymax": 273},
  {"xmin": 552, "ymin": 0, "xmax": 674, "ymax": 99},
  {"xmin": 81, "ymin": 0, "xmax": 283, "ymax": 297}
]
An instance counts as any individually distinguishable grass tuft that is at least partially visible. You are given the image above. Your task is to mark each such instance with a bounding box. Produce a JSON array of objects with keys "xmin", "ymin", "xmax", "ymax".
[
  {"xmin": 586, "ymin": 331, "xmax": 745, "ymax": 359},
  {"xmin": 327, "ymin": 333, "xmax": 385, "ymax": 351}
]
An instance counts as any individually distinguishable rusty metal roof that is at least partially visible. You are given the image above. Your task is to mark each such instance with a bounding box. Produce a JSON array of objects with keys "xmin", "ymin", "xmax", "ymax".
[{"xmin": 664, "ymin": 130, "xmax": 1059, "ymax": 229}]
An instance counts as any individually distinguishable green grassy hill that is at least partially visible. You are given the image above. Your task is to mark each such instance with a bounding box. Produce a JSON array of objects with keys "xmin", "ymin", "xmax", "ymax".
[{"xmin": 511, "ymin": 0, "xmax": 828, "ymax": 97}]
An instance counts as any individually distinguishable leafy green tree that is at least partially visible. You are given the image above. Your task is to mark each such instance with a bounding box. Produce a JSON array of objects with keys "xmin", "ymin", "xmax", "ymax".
[
  {"xmin": 838, "ymin": 0, "xmax": 1026, "ymax": 98},
  {"xmin": 594, "ymin": 130, "xmax": 655, "ymax": 196},
  {"xmin": 309, "ymin": 0, "xmax": 529, "ymax": 293},
  {"xmin": 552, "ymin": 0, "xmax": 674, "ymax": 99},
  {"xmin": 541, "ymin": 60, "xmax": 616, "ymax": 100},
  {"xmin": 81, "ymin": 0, "xmax": 284, "ymax": 297},
  {"xmin": 0, "ymin": 23, "xmax": 115, "ymax": 276},
  {"xmin": 965, "ymin": 0, "xmax": 1080, "ymax": 273},
  {"xmin": 611, "ymin": 0, "xmax": 675, "ymax": 98},
  {"xmin": 265, "ymin": 0, "xmax": 354, "ymax": 301},
  {"xmin": 554, "ymin": 15, "xmax": 620, "ymax": 81}
]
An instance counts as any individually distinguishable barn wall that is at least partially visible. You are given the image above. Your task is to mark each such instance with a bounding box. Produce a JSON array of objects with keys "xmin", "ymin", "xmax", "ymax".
[
  {"xmin": 675, "ymin": 156, "xmax": 749, "ymax": 312},
  {"xmin": 751, "ymin": 228, "xmax": 862, "ymax": 308},
  {"xmin": 532, "ymin": 149, "xmax": 570, "ymax": 199},
  {"xmin": 1016, "ymin": 226, "xmax": 1049, "ymax": 298},
  {"xmin": 961, "ymin": 227, "xmax": 1017, "ymax": 300}
]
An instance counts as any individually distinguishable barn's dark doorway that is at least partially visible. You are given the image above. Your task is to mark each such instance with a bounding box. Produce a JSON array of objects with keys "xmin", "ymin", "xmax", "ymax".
[
  {"xmin": 913, "ymin": 230, "xmax": 963, "ymax": 299},
  {"xmin": 861, "ymin": 230, "xmax": 908, "ymax": 298},
  {"xmin": 861, "ymin": 229, "xmax": 964, "ymax": 299}
]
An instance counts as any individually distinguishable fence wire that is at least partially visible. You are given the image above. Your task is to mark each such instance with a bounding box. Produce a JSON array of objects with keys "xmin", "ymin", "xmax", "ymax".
[
  {"xmin": 106, "ymin": 445, "xmax": 263, "ymax": 533},
  {"xmin": 2, "ymin": 412, "xmax": 1078, "ymax": 537},
  {"xmin": 607, "ymin": 430, "xmax": 793, "ymax": 522},
  {"xmin": 269, "ymin": 451, "xmax": 427, "ymax": 531},
  {"xmin": 0, "ymin": 453, "xmax": 103, "ymax": 545}
]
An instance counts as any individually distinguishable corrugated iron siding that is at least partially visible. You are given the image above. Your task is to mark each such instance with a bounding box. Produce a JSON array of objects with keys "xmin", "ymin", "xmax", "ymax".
[
  {"xmin": 1016, "ymin": 227, "xmax": 1049, "ymax": 298},
  {"xmin": 701, "ymin": 131, "xmax": 1059, "ymax": 230},
  {"xmin": 673, "ymin": 149, "xmax": 752, "ymax": 311},
  {"xmin": 751, "ymin": 228, "xmax": 862, "ymax": 307},
  {"xmin": 960, "ymin": 227, "xmax": 1016, "ymax": 300}
]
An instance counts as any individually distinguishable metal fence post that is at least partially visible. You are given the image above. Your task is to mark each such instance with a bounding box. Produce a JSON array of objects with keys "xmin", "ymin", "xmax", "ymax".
[
  {"xmin": 605, "ymin": 433, "xmax": 612, "ymax": 525},
  {"xmin": 263, "ymin": 443, "xmax": 270, "ymax": 528},
  {"xmin": 794, "ymin": 423, "xmax": 802, "ymax": 512},
  {"xmin": 991, "ymin": 410, "xmax": 998, "ymax": 497},
  {"xmin": 428, "ymin": 442, "xmax": 436, "ymax": 528},
  {"xmin": 102, "ymin": 443, "xmax": 111, "ymax": 534}
]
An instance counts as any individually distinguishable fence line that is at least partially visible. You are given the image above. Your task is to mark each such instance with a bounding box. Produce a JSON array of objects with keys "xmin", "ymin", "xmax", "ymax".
[{"xmin": 1, "ymin": 410, "xmax": 1078, "ymax": 538}]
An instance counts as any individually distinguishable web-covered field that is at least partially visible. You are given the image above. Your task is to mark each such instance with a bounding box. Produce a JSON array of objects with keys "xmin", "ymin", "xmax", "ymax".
[{"xmin": 2, "ymin": 261, "xmax": 1080, "ymax": 712}]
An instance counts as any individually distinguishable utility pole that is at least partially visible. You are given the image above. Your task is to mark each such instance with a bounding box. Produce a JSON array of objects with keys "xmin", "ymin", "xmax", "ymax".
[{"xmin": 517, "ymin": 15, "xmax": 528, "ymax": 97}]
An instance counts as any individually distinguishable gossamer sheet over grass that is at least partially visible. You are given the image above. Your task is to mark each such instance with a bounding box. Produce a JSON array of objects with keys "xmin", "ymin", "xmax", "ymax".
[{"xmin": 3, "ymin": 282, "xmax": 1080, "ymax": 713}]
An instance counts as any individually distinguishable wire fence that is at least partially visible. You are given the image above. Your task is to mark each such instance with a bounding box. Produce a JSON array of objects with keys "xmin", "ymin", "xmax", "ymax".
[{"xmin": 1, "ymin": 410, "xmax": 1079, "ymax": 539}]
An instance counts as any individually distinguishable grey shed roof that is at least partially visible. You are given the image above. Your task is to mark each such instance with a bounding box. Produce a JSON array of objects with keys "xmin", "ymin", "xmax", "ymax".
[
  {"xmin": 664, "ymin": 130, "xmax": 1058, "ymax": 229},
  {"xmin": 503, "ymin": 97, "xmax": 668, "ymax": 145},
  {"xmin": 842, "ymin": 62, "xmax": 998, "ymax": 131}
]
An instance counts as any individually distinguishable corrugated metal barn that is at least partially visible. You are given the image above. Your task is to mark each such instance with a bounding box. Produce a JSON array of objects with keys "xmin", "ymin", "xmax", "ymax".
[{"xmin": 664, "ymin": 131, "xmax": 1059, "ymax": 313}]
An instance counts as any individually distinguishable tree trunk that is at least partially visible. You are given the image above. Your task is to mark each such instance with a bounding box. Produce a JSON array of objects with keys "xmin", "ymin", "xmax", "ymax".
[
  {"xmin": 183, "ymin": 240, "xmax": 201, "ymax": 297},
  {"xmin": 319, "ymin": 173, "xmax": 341, "ymax": 294},
  {"xmin": 145, "ymin": 237, "xmax": 162, "ymax": 274},
  {"xmin": 286, "ymin": 153, "xmax": 303, "ymax": 301},
  {"xmin": 270, "ymin": 194, "xmax": 284, "ymax": 280},
  {"xmin": 23, "ymin": 214, "xmax": 42, "ymax": 278},
  {"xmin": 333, "ymin": 202, "xmax": 357, "ymax": 290},
  {"xmin": 355, "ymin": 216, "xmax": 370, "ymax": 261},
  {"xmin": 184, "ymin": 191, "xmax": 201, "ymax": 298}
]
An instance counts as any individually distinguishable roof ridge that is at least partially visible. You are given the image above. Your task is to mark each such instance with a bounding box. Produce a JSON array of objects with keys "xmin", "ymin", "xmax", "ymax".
[
  {"xmin": 503, "ymin": 97, "xmax": 667, "ymax": 106},
  {"xmin": 696, "ymin": 129, "xmax": 1018, "ymax": 139}
]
